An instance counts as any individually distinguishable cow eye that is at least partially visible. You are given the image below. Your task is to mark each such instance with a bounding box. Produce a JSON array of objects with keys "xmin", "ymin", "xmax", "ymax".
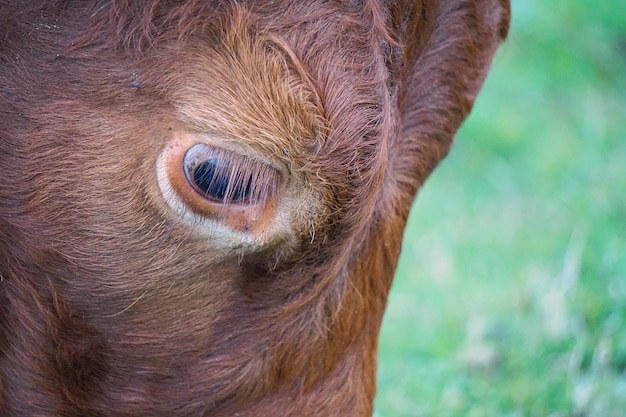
[
  {"xmin": 158, "ymin": 137, "xmax": 282, "ymax": 235},
  {"xmin": 184, "ymin": 145, "xmax": 253, "ymax": 204},
  {"xmin": 180, "ymin": 143, "xmax": 280, "ymax": 208}
]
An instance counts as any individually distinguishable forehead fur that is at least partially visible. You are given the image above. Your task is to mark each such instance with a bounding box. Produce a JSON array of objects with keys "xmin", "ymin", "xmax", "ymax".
[{"xmin": 150, "ymin": 12, "xmax": 326, "ymax": 170}]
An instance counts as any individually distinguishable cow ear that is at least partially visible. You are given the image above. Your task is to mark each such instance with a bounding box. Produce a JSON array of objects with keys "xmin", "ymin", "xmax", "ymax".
[{"xmin": 384, "ymin": 0, "xmax": 510, "ymax": 210}]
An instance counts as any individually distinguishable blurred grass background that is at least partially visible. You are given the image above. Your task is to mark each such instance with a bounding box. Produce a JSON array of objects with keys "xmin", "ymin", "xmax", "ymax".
[{"xmin": 374, "ymin": 1, "xmax": 626, "ymax": 416}]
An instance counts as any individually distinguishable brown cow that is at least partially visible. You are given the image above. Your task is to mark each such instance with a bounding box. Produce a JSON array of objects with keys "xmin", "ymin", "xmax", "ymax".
[{"xmin": 0, "ymin": 1, "xmax": 510, "ymax": 416}]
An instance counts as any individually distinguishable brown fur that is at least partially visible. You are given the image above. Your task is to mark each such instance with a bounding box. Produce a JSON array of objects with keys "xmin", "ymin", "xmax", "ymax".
[{"xmin": 0, "ymin": 1, "xmax": 509, "ymax": 416}]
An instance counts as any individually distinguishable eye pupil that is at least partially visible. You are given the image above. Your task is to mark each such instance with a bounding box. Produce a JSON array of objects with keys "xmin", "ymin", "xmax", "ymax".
[
  {"xmin": 183, "ymin": 144, "xmax": 270, "ymax": 205},
  {"xmin": 191, "ymin": 160, "xmax": 252, "ymax": 203},
  {"xmin": 192, "ymin": 160, "xmax": 227, "ymax": 201}
]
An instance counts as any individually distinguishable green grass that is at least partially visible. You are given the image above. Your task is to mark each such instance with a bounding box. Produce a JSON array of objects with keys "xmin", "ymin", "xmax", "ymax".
[{"xmin": 374, "ymin": 1, "xmax": 626, "ymax": 416}]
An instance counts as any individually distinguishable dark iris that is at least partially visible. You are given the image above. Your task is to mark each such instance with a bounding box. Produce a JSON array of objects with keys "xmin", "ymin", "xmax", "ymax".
[
  {"xmin": 192, "ymin": 160, "xmax": 227, "ymax": 201},
  {"xmin": 190, "ymin": 159, "xmax": 252, "ymax": 203},
  {"xmin": 181, "ymin": 143, "xmax": 277, "ymax": 206}
]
